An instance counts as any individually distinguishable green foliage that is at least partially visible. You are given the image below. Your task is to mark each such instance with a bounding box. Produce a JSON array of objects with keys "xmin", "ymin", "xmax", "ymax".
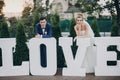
[
  {"xmin": 0, "ymin": 19, "xmax": 10, "ymax": 38},
  {"xmin": 22, "ymin": 6, "xmax": 34, "ymax": 39},
  {"xmin": 104, "ymin": 0, "xmax": 120, "ymax": 35},
  {"xmin": 51, "ymin": 13, "xmax": 62, "ymax": 39},
  {"xmin": 104, "ymin": 1, "xmax": 115, "ymax": 16},
  {"xmin": 57, "ymin": 45, "xmax": 65, "ymax": 68},
  {"xmin": 14, "ymin": 20, "xmax": 29, "ymax": 65},
  {"xmin": 0, "ymin": 1, "xmax": 4, "ymax": 8},
  {"xmin": 51, "ymin": 13, "xmax": 65, "ymax": 67},
  {"xmin": 32, "ymin": 10, "xmax": 40, "ymax": 37},
  {"xmin": 45, "ymin": 0, "xmax": 49, "ymax": 12},
  {"xmin": 16, "ymin": 21, "xmax": 27, "ymax": 42},
  {"xmin": 0, "ymin": 1, "xmax": 4, "ymax": 14},
  {"xmin": 87, "ymin": 19, "xmax": 112, "ymax": 33},
  {"xmin": 0, "ymin": 18, "xmax": 9, "ymax": 66},
  {"xmin": 8, "ymin": 17, "xmax": 18, "ymax": 37},
  {"xmin": 34, "ymin": 1, "xmax": 46, "ymax": 17},
  {"xmin": 68, "ymin": 17, "xmax": 78, "ymax": 60},
  {"xmin": 111, "ymin": 20, "xmax": 119, "ymax": 36},
  {"xmin": 52, "ymin": 26, "xmax": 61, "ymax": 39},
  {"xmin": 23, "ymin": 16, "xmax": 34, "ymax": 39},
  {"xmin": 46, "ymin": 14, "xmax": 52, "ymax": 22},
  {"xmin": 77, "ymin": 0, "xmax": 102, "ymax": 15},
  {"xmin": 69, "ymin": 18, "xmax": 76, "ymax": 38},
  {"xmin": 33, "ymin": 10, "xmax": 40, "ymax": 27},
  {"xmin": 91, "ymin": 18, "xmax": 100, "ymax": 37},
  {"xmin": 22, "ymin": 7, "xmax": 31, "ymax": 18},
  {"xmin": 114, "ymin": 0, "xmax": 120, "ymax": 35}
]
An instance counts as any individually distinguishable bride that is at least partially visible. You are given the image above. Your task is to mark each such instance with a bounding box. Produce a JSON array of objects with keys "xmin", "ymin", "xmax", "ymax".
[
  {"xmin": 74, "ymin": 14, "xmax": 95, "ymax": 73},
  {"xmin": 74, "ymin": 14, "xmax": 94, "ymax": 41}
]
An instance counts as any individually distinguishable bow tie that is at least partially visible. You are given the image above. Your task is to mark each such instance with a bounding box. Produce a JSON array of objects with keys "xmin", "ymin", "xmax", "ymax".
[{"xmin": 41, "ymin": 26, "xmax": 45, "ymax": 29}]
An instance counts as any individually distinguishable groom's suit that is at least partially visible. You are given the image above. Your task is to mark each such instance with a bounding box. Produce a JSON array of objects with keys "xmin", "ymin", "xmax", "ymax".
[
  {"xmin": 35, "ymin": 22, "xmax": 52, "ymax": 67},
  {"xmin": 35, "ymin": 23, "xmax": 52, "ymax": 38}
]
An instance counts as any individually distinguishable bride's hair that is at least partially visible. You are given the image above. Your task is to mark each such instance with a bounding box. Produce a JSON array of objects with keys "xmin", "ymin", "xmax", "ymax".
[
  {"xmin": 77, "ymin": 13, "xmax": 83, "ymax": 18},
  {"xmin": 76, "ymin": 13, "xmax": 84, "ymax": 21}
]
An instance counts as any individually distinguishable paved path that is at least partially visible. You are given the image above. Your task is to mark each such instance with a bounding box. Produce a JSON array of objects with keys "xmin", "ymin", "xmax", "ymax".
[{"xmin": 0, "ymin": 69, "xmax": 120, "ymax": 80}]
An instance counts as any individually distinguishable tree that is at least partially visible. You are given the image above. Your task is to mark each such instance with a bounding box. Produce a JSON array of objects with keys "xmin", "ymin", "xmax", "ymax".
[
  {"xmin": 111, "ymin": 20, "xmax": 119, "ymax": 36},
  {"xmin": 91, "ymin": 18, "xmax": 100, "ymax": 37},
  {"xmin": 104, "ymin": 1, "xmax": 115, "ymax": 17},
  {"xmin": 33, "ymin": 0, "xmax": 36, "ymax": 9},
  {"xmin": 51, "ymin": 13, "xmax": 65, "ymax": 67},
  {"xmin": 33, "ymin": 0, "xmax": 46, "ymax": 17},
  {"xmin": 51, "ymin": 13, "xmax": 62, "ymax": 39},
  {"xmin": 69, "ymin": 17, "xmax": 76, "ymax": 38},
  {"xmin": 0, "ymin": 1, "xmax": 4, "ymax": 15},
  {"xmin": 22, "ymin": 6, "xmax": 34, "ymax": 39},
  {"xmin": 33, "ymin": 10, "xmax": 40, "ymax": 27},
  {"xmin": 45, "ymin": 0, "xmax": 49, "ymax": 18},
  {"xmin": 29, "ymin": 11, "xmax": 42, "ymax": 38},
  {"xmin": 114, "ymin": 0, "xmax": 120, "ymax": 35},
  {"xmin": 77, "ymin": 0, "xmax": 102, "ymax": 16},
  {"xmin": 104, "ymin": 0, "xmax": 120, "ymax": 36},
  {"xmin": 0, "ymin": 18, "xmax": 10, "ymax": 66},
  {"xmin": 68, "ymin": 17, "xmax": 78, "ymax": 59},
  {"xmin": 32, "ymin": 0, "xmax": 50, "ymax": 37},
  {"xmin": 22, "ymin": 7, "xmax": 32, "ymax": 18},
  {"xmin": 0, "ymin": 19, "xmax": 10, "ymax": 38},
  {"xmin": 14, "ymin": 20, "xmax": 29, "ymax": 65},
  {"xmin": 8, "ymin": 17, "xmax": 18, "ymax": 37},
  {"xmin": 0, "ymin": 2, "xmax": 4, "ymax": 29}
]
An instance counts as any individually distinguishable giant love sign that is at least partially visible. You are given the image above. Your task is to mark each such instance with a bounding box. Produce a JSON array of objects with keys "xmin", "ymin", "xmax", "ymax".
[{"xmin": 0, "ymin": 37, "xmax": 120, "ymax": 76}]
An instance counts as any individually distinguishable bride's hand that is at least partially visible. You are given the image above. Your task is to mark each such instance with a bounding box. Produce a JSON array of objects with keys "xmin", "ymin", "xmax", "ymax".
[
  {"xmin": 74, "ymin": 36, "xmax": 86, "ymax": 42},
  {"xmin": 74, "ymin": 36, "xmax": 79, "ymax": 42}
]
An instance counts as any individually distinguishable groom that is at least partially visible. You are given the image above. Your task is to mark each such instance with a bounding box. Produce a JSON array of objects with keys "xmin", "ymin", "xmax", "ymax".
[
  {"xmin": 35, "ymin": 17, "xmax": 52, "ymax": 67},
  {"xmin": 35, "ymin": 17, "xmax": 52, "ymax": 38}
]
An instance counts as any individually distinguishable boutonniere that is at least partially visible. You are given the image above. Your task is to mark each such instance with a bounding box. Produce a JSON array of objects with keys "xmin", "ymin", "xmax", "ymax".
[{"xmin": 44, "ymin": 31, "xmax": 47, "ymax": 35}]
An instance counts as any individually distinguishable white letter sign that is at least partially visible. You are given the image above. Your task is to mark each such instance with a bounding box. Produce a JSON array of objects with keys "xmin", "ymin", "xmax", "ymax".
[
  {"xmin": 0, "ymin": 37, "xmax": 120, "ymax": 76},
  {"xmin": 0, "ymin": 38, "xmax": 29, "ymax": 76},
  {"xmin": 95, "ymin": 37, "xmax": 120, "ymax": 76},
  {"xmin": 29, "ymin": 38, "xmax": 57, "ymax": 76},
  {"xmin": 59, "ymin": 37, "xmax": 90, "ymax": 76}
]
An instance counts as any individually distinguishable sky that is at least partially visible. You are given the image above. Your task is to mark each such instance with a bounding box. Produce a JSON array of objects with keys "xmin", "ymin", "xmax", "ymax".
[
  {"xmin": 2, "ymin": 0, "xmax": 111, "ymax": 17},
  {"xmin": 3, "ymin": 0, "xmax": 109, "ymax": 13},
  {"xmin": 3, "ymin": 0, "xmax": 24, "ymax": 13},
  {"xmin": 3, "ymin": 0, "xmax": 34, "ymax": 13}
]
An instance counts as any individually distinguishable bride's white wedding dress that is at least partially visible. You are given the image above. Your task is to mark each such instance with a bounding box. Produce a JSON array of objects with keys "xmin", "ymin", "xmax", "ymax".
[
  {"xmin": 80, "ymin": 21, "xmax": 96, "ymax": 73},
  {"xmin": 84, "ymin": 20, "xmax": 94, "ymax": 38},
  {"xmin": 82, "ymin": 45, "xmax": 96, "ymax": 73}
]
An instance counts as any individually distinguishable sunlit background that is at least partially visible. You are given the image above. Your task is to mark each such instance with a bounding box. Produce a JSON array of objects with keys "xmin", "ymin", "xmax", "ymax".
[
  {"xmin": 3, "ymin": 0, "xmax": 24, "ymax": 13},
  {"xmin": 2, "ymin": 0, "xmax": 110, "ymax": 18},
  {"xmin": 3, "ymin": 0, "xmax": 34, "ymax": 18}
]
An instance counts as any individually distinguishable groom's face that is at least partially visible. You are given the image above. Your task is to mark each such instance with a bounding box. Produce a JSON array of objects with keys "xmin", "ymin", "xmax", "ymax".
[{"xmin": 40, "ymin": 19, "xmax": 46, "ymax": 28}]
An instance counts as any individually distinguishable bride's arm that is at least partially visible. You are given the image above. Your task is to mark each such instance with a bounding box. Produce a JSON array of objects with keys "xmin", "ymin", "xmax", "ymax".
[
  {"xmin": 74, "ymin": 25, "xmax": 80, "ymax": 36},
  {"xmin": 83, "ymin": 24, "xmax": 89, "ymax": 37}
]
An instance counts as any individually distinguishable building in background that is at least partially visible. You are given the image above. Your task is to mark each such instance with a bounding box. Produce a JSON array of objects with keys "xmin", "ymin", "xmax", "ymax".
[
  {"xmin": 50, "ymin": 0, "xmax": 82, "ymax": 20},
  {"xmin": 50, "ymin": 0, "xmax": 111, "ymax": 20}
]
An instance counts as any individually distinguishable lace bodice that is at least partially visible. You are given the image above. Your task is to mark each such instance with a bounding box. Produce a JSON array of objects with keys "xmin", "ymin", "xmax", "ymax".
[{"xmin": 79, "ymin": 30, "xmax": 85, "ymax": 36}]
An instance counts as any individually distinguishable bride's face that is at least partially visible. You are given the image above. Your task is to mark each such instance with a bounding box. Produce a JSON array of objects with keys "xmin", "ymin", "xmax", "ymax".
[{"xmin": 76, "ymin": 17, "xmax": 83, "ymax": 25}]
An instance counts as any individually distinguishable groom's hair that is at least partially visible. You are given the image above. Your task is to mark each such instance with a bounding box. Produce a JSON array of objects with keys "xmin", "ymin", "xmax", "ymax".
[{"xmin": 40, "ymin": 17, "xmax": 46, "ymax": 21}]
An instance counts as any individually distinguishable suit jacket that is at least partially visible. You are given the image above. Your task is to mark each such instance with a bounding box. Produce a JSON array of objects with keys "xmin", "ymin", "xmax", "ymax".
[{"xmin": 35, "ymin": 23, "xmax": 52, "ymax": 38}]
